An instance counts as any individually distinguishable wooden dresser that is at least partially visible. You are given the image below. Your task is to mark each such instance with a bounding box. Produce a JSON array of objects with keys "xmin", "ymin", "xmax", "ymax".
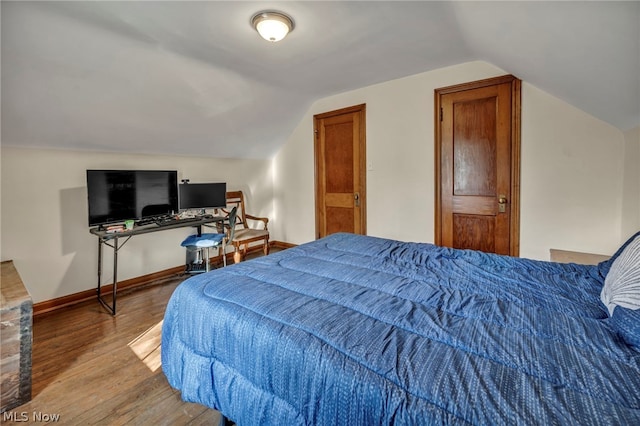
[
  {"xmin": 550, "ymin": 249, "xmax": 611, "ymax": 265},
  {"xmin": 1, "ymin": 261, "xmax": 32, "ymax": 413}
]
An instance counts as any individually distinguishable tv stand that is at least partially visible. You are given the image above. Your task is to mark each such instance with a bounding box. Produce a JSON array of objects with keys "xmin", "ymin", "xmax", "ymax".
[{"xmin": 89, "ymin": 215, "xmax": 224, "ymax": 315}]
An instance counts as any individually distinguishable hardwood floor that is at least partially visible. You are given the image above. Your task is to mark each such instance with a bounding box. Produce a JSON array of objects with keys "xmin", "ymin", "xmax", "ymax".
[
  {"xmin": 3, "ymin": 246, "xmax": 285, "ymax": 425},
  {"xmin": 3, "ymin": 273, "xmax": 224, "ymax": 425}
]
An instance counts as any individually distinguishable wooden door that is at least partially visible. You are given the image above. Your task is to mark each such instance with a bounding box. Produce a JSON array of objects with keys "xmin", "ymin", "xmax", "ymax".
[
  {"xmin": 435, "ymin": 75, "xmax": 521, "ymax": 255},
  {"xmin": 314, "ymin": 104, "xmax": 366, "ymax": 239}
]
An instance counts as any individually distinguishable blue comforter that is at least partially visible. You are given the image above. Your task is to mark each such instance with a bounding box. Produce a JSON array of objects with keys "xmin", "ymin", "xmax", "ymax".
[{"xmin": 162, "ymin": 233, "xmax": 640, "ymax": 425}]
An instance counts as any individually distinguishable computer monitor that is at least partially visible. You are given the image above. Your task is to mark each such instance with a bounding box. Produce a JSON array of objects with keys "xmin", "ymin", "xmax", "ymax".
[{"xmin": 179, "ymin": 182, "xmax": 227, "ymax": 211}]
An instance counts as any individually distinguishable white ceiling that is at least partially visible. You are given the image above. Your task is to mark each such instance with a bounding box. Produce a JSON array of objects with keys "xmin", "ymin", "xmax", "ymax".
[{"xmin": 2, "ymin": 1, "xmax": 639, "ymax": 159}]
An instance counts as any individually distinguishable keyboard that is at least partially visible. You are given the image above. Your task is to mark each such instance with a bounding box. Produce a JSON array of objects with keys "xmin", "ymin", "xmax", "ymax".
[
  {"xmin": 136, "ymin": 215, "xmax": 213, "ymax": 227},
  {"xmin": 155, "ymin": 216, "xmax": 204, "ymax": 226},
  {"xmin": 136, "ymin": 217, "xmax": 161, "ymax": 226}
]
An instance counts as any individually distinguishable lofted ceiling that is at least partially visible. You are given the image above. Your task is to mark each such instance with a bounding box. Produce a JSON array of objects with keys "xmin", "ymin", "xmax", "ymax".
[{"xmin": 2, "ymin": 1, "xmax": 639, "ymax": 159}]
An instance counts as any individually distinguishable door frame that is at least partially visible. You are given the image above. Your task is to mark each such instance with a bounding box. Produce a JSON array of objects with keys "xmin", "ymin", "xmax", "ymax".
[
  {"xmin": 434, "ymin": 75, "xmax": 521, "ymax": 256},
  {"xmin": 314, "ymin": 104, "xmax": 367, "ymax": 239}
]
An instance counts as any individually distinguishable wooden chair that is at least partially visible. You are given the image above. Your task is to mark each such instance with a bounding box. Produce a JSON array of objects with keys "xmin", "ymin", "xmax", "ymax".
[{"xmin": 218, "ymin": 191, "xmax": 269, "ymax": 263}]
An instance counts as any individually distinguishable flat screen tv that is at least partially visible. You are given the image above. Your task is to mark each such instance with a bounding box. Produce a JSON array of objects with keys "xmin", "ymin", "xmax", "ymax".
[
  {"xmin": 86, "ymin": 170, "xmax": 179, "ymax": 227},
  {"xmin": 179, "ymin": 182, "xmax": 227, "ymax": 211}
]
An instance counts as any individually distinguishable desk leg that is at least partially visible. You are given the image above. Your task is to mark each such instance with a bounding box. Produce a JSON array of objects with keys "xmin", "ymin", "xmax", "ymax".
[
  {"xmin": 96, "ymin": 236, "xmax": 103, "ymax": 298},
  {"xmin": 112, "ymin": 236, "xmax": 118, "ymax": 314},
  {"xmin": 96, "ymin": 236, "xmax": 118, "ymax": 315}
]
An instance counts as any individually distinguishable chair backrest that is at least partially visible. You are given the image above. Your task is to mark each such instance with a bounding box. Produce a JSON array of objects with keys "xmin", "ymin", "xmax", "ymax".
[
  {"xmin": 226, "ymin": 206, "xmax": 237, "ymax": 243},
  {"xmin": 225, "ymin": 191, "xmax": 249, "ymax": 230},
  {"xmin": 141, "ymin": 204, "xmax": 171, "ymax": 218}
]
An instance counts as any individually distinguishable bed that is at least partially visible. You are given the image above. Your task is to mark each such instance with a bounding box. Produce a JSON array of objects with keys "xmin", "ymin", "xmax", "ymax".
[{"xmin": 162, "ymin": 232, "xmax": 640, "ymax": 425}]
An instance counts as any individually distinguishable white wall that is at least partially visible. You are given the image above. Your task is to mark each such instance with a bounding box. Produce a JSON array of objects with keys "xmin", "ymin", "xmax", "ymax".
[
  {"xmin": 0, "ymin": 147, "xmax": 273, "ymax": 303},
  {"xmin": 621, "ymin": 126, "xmax": 640, "ymax": 239},
  {"xmin": 520, "ymin": 85, "xmax": 625, "ymax": 258},
  {"xmin": 273, "ymin": 61, "xmax": 627, "ymax": 260}
]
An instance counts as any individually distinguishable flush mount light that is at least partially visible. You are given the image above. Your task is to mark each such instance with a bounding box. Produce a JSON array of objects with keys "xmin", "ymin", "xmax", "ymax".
[{"xmin": 251, "ymin": 11, "xmax": 294, "ymax": 42}]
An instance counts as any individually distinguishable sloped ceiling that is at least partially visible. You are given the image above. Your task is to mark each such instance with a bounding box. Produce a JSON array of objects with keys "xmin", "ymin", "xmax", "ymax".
[{"xmin": 2, "ymin": 1, "xmax": 638, "ymax": 159}]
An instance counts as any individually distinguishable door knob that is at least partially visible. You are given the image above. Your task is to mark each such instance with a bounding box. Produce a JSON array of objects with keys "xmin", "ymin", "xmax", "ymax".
[{"xmin": 498, "ymin": 195, "xmax": 507, "ymax": 213}]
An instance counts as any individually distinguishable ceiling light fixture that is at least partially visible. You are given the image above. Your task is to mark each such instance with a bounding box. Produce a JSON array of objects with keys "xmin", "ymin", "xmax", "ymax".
[{"xmin": 251, "ymin": 11, "xmax": 294, "ymax": 42}]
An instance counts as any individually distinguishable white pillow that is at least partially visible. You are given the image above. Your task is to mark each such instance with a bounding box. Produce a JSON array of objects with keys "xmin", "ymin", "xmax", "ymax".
[{"xmin": 601, "ymin": 234, "xmax": 640, "ymax": 316}]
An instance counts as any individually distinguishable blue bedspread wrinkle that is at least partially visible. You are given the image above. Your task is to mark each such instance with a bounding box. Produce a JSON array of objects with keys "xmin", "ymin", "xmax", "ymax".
[{"xmin": 162, "ymin": 233, "xmax": 640, "ymax": 425}]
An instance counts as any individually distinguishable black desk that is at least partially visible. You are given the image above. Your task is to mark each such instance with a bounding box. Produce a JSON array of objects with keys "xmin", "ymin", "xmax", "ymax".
[{"xmin": 90, "ymin": 216, "xmax": 225, "ymax": 315}]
